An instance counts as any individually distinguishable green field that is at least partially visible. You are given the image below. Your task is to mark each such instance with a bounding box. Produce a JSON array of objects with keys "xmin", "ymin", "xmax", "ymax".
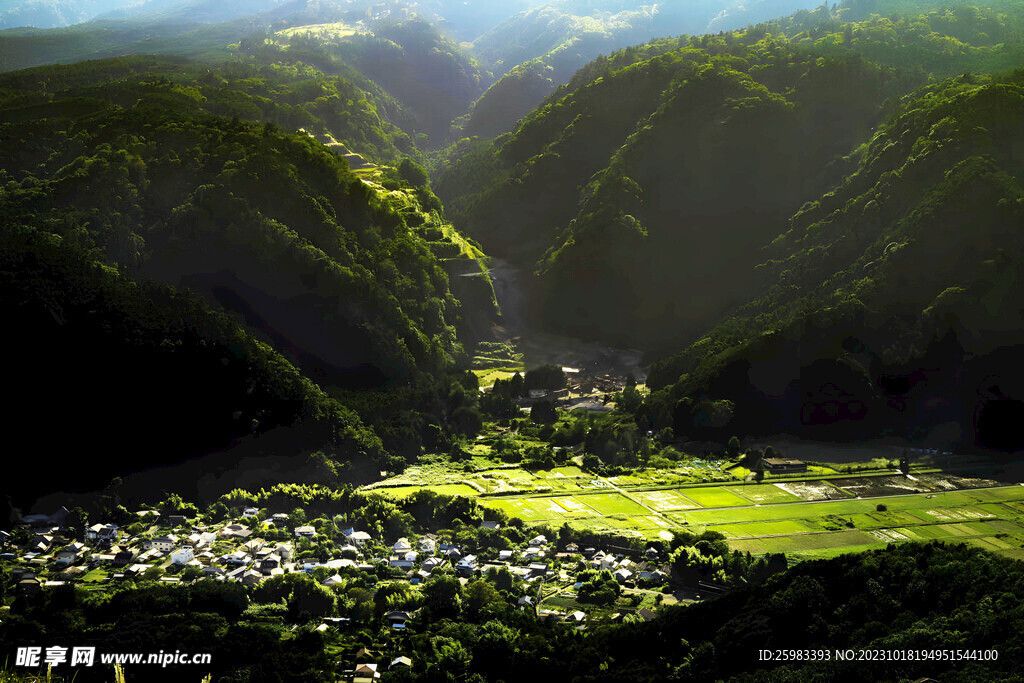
[
  {"xmin": 681, "ymin": 487, "xmax": 752, "ymax": 508},
  {"xmin": 371, "ymin": 484, "xmax": 481, "ymax": 499},
  {"xmin": 634, "ymin": 489, "xmax": 701, "ymax": 511},
  {"xmin": 575, "ymin": 493, "xmax": 652, "ymax": 516}
]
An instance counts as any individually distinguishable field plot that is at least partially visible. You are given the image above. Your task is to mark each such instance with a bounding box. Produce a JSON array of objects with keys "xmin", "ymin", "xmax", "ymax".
[
  {"xmin": 577, "ymin": 493, "xmax": 652, "ymax": 516},
  {"xmin": 728, "ymin": 529, "xmax": 883, "ymax": 555},
  {"xmin": 372, "ymin": 484, "xmax": 480, "ymax": 499},
  {"xmin": 489, "ymin": 497, "xmax": 563, "ymax": 520},
  {"xmin": 634, "ymin": 489, "xmax": 701, "ymax": 511},
  {"xmin": 830, "ymin": 475, "xmax": 937, "ymax": 497},
  {"xmin": 724, "ymin": 484, "xmax": 802, "ymax": 505},
  {"xmin": 713, "ymin": 519, "xmax": 822, "ymax": 538},
  {"xmin": 679, "ymin": 487, "xmax": 751, "ymax": 508},
  {"xmin": 552, "ymin": 496, "xmax": 599, "ymax": 517},
  {"xmin": 774, "ymin": 480, "xmax": 852, "ymax": 501}
]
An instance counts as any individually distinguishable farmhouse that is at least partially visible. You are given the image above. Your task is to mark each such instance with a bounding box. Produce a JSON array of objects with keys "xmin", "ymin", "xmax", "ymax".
[{"xmin": 762, "ymin": 458, "xmax": 808, "ymax": 474}]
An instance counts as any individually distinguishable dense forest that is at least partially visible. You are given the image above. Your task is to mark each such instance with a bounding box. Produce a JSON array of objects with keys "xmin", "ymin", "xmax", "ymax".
[{"xmin": 0, "ymin": 54, "xmax": 500, "ymax": 503}]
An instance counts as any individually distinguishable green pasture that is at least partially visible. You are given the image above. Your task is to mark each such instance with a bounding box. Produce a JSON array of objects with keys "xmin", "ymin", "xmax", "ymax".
[
  {"xmin": 680, "ymin": 487, "xmax": 752, "ymax": 508},
  {"xmin": 728, "ymin": 529, "xmax": 884, "ymax": 555},
  {"xmin": 576, "ymin": 493, "xmax": 653, "ymax": 516}
]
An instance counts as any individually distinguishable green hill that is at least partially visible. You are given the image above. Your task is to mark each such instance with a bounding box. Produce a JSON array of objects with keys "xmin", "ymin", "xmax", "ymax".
[
  {"xmin": 0, "ymin": 55, "xmax": 498, "ymax": 500},
  {"xmin": 644, "ymin": 70, "xmax": 1024, "ymax": 450}
]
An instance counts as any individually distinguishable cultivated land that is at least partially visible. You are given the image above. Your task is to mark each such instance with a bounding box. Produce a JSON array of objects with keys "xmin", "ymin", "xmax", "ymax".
[{"xmin": 363, "ymin": 451, "xmax": 1024, "ymax": 561}]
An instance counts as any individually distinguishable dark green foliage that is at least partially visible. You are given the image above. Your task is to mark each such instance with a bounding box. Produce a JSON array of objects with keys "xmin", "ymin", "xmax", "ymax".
[{"xmin": 646, "ymin": 71, "xmax": 1024, "ymax": 448}]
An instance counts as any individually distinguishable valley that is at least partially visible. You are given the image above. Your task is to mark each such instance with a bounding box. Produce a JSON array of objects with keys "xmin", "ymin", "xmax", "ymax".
[{"xmin": 3, "ymin": 0, "xmax": 1024, "ymax": 681}]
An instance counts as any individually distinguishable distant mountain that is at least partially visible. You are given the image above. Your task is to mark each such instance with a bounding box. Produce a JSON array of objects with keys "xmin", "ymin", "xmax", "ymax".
[{"xmin": 461, "ymin": 0, "xmax": 822, "ymax": 138}]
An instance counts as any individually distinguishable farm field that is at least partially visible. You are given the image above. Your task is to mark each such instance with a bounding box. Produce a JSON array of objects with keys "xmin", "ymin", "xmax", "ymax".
[{"xmin": 477, "ymin": 478, "xmax": 1024, "ymax": 560}]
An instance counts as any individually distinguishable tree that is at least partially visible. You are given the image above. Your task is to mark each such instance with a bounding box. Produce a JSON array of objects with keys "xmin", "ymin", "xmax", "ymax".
[
  {"xmin": 727, "ymin": 436, "xmax": 741, "ymax": 459},
  {"xmin": 530, "ymin": 400, "xmax": 558, "ymax": 424},
  {"xmin": 422, "ymin": 574, "xmax": 463, "ymax": 619}
]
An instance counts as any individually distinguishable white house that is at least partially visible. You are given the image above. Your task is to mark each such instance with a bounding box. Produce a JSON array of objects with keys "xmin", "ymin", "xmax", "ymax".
[
  {"xmin": 455, "ymin": 555, "xmax": 477, "ymax": 577},
  {"xmin": 242, "ymin": 507, "xmax": 259, "ymax": 518},
  {"xmin": 148, "ymin": 535, "xmax": 177, "ymax": 552},
  {"xmin": 418, "ymin": 537, "xmax": 436, "ymax": 554},
  {"xmin": 171, "ymin": 546, "xmax": 195, "ymax": 565},
  {"xmin": 295, "ymin": 526, "xmax": 316, "ymax": 538},
  {"xmin": 528, "ymin": 535, "xmax": 547, "ymax": 548},
  {"xmin": 498, "ymin": 550, "xmax": 514, "ymax": 562},
  {"xmin": 393, "ymin": 538, "xmax": 412, "ymax": 553}
]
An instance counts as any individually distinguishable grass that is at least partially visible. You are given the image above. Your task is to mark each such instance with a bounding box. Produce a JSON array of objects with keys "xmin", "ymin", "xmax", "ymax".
[
  {"xmin": 370, "ymin": 484, "xmax": 481, "ymax": 499},
  {"xmin": 575, "ymin": 493, "xmax": 652, "ymax": 516},
  {"xmin": 680, "ymin": 487, "xmax": 752, "ymax": 508},
  {"xmin": 728, "ymin": 529, "xmax": 884, "ymax": 555},
  {"xmin": 634, "ymin": 490, "xmax": 701, "ymax": 511}
]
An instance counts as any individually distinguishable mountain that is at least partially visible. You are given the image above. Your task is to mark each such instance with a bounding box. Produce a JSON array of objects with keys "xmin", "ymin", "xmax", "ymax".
[
  {"xmin": 436, "ymin": 0, "xmax": 1024, "ymax": 349},
  {"xmin": 267, "ymin": 16, "xmax": 491, "ymax": 143},
  {"xmin": 643, "ymin": 69, "xmax": 1024, "ymax": 451},
  {"xmin": 461, "ymin": 0, "xmax": 823, "ymax": 138},
  {"xmin": 0, "ymin": 54, "xmax": 498, "ymax": 501}
]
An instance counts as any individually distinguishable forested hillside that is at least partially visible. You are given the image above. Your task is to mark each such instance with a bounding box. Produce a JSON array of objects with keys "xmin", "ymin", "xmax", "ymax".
[
  {"xmin": 437, "ymin": 0, "xmax": 1024, "ymax": 347},
  {"xmin": 644, "ymin": 70, "xmax": 1024, "ymax": 450},
  {"xmin": 0, "ymin": 55, "xmax": 498, "ymax": 501}
]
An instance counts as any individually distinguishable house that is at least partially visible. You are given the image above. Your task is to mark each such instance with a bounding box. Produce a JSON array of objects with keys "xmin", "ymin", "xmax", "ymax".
[
  {"xmin": 565, "ymin": 543, "xmax": 579, "ymax": 553},
  {"xmin": 54, "ymin": 543, "xmax": 87, "ymax": 566},
  {"xmin": 338, "ymin": 544, "xmax": 359, "ymax": 558},
  {"xmin": 17, "ymin": 578, "xmax": 42, "ymax": 596},
  {"xmin": 323, "ymin": 574, "xmax": 345, "ymax": 586},
  {"xmin": 762, "ymin": 458, "xmax": 807, "ymax": 474},
  {"xmin": 167, "ymin": 515, "xmax": 188, "ymax": 527},
  {"xmin": 418, "ymin": 537, "xmax": 436, "ymax": 554},
  {"xmin": 528, "ymin": 562, "xmax": 548, "ymax": 577},
  {"xmin": 644, "ymin": 547, "xmax": 660, "ymax": 561},
  {"xmin": 444, "ymin": 547, "xmax": 462, "ymax": 561},
  {"xmin": 353, "ymin": 662, "xmax": 380, "ymax": 681},
  {"xmin": 242, "ymin": 539, "xmax": 265, "ymax": 554},
  {"xmin": 259, "ymin": 554, "xmax": 281, "ymax": 574},
  {"xmin": 347, "ymin": 531, "xmax": 371, "ymax": 546},
  {"xmin": 393, "ymin": 538, "xmax": 412, "ymax": 553},
  {"xmin": 147, "ymin": 535, "xmax": 177, "ymax": 552},
  {"xmin": 224, "ymin": 551, "xmax": 249, "ymax": 566},
  {"xmin": 517, "ymin": 596, "xmax": 534, "ymax": 607},
  {"xmin": 389, "ymin": 551, "xmax": 418, "ymax": 570},
  {"xmin": 498, "ymin": 550, "xmax": 513, "ymax": 562},
  {"xmin": 86, "ymin": 524, "xmax": 119, "ymax": 541},
  {"xmin": 0, "ymin": 530, "xmax": 10, "ymax": 546},
  {"xmin": 528, "ymin": 535, "xmax": 547, "ymax": 548},
  {"xmin": 638, "ymin": 608, "xmax": 657, "ymax": 622},
  {"xmin": 240, "ymin": 569, "xmax": 265, "ymax": 587},
  {"xmin": 569, "ymin": 611, "xmax": 586, "ymax": 623},
  {"xmin": 384, "ymin": 611, "xmax": 411, "ymax": 627},
  {"xmin": 479, "ymin": 521, "xmax": 500, "ymax": 530},
  {"xmin": 455, "ymin": 555, "xmax": 477, "ymax": 577},
  {"xmin": 202, "ymin": 566, "xmax": 226, "ymax": 577},
  {"xmin": 390, "ymin": 657, "xmax": 412, "ymax": 670},
  {"xmin": 171, "ymin": 546, "xmax": 195, "ymax": 565},
  {"xmin": 600, "ymin": 555, "xmax": 617, "ymax": 570},
  {"xmin": 274, "ymin": 544, "xmax": 292, "ymax": 560},
  {"xmin": 325, "ymin": 558, "xmax": 356, "ymax": 571},
  {"xmin": 523, "ymin": 546, "xmax": 543, "ymax": 560},
  {"xmin": 114, "ymin": 548, "xmax": 138, "ymax": 566},
  {"xmin": 271, "ymin": 513, "xmax": 289, "ymax": 524},
  {"xmin": 421, "ymin": 556, "xmax": 443, "ymax": 573},
  {"xmin": 613, "ymin": 568, "xmax": 633, "ymax": 584},
  {"xmin": 221, "ymin": 524, "xmax": 251, "ymax": 539},
  {"xmin": 242, "ymin": 507, "xmax": 259, "ymax": 518},
  {"xmin": 295, "ymin": 526, "xmax": 316, "ymax": 538}
]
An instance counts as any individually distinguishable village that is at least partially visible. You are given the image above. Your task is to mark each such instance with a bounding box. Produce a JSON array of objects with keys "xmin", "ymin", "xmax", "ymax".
[{"xmin": 0, "ymin": 503, "xmax": 677, "ymax": 681}]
